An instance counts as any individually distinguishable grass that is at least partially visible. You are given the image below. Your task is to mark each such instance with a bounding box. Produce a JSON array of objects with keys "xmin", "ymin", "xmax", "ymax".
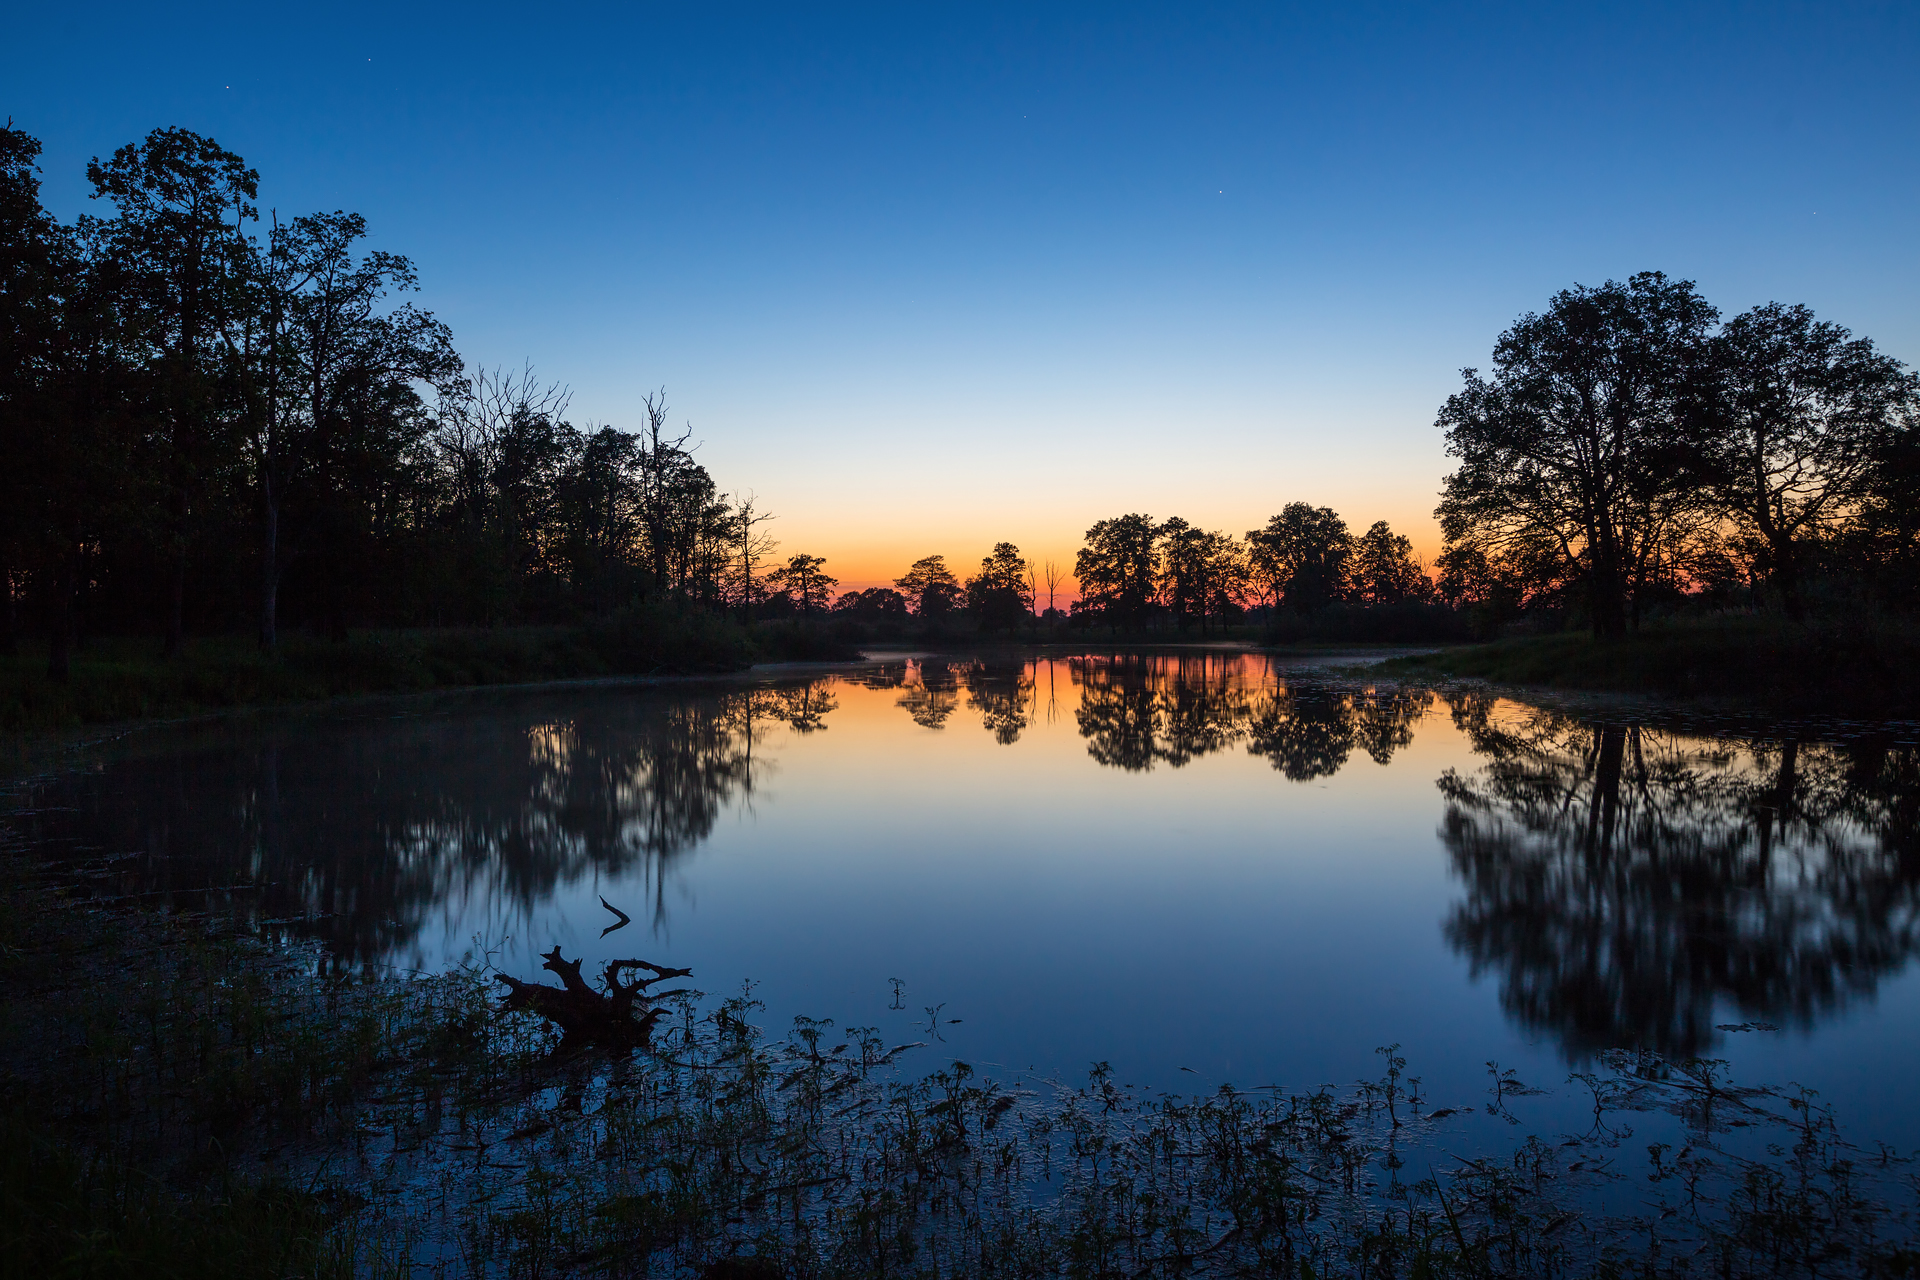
[
  {"xmin": 6, "ymin": 838, "xmax": 1920, "ymax": 1279},
  {"xmin": 0, "ymin": 610, "xmax": 864, "ymax": 735},
  {"xmin": 1380, "ymin": 613, "xmax": 1920, "ymax": 713}
]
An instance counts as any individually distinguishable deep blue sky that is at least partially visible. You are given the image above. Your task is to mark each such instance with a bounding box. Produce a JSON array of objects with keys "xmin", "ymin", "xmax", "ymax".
[{"xmin": 11, "ymin": 1, "xmax": 1917, "ymax": 583}]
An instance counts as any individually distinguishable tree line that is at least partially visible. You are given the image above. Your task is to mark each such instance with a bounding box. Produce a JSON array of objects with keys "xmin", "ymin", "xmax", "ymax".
[
  {"xmin": 1, "ymin": 124, "xmax": 782, "ymax": 678},
  {"xmin": 790, "ymin": 505, "xmax": 1432, "ymax": 640},
  {"xmin": 10, "ymin": 124, "xmax": 1914, "ymax": 670}
]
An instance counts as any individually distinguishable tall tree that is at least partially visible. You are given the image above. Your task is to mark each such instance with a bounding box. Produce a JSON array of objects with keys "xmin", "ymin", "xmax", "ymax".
[
  {"xmin": 1435, "ymin": 272, "xmax": 1717, "ymax": 637},
  {"xmin": 240, "ymin": 210, "xmax": 456, "ymax": 647},
  {"xmin": 1041, "ymin": 559, "xmax": 1065, "ymax": 621},
  {"xmin": 1074, "ymin": 513, "xmax": 1159, "ymax": 632},
  {"xmin": 87, "ymin": 127, "xmax": 257, "ymax": 654},
  {"xmin": 894, "ymin": 554, "xmax": 961, "ymax": 620},
  {"xmin": 1248, "ymin": 503, "xmax": 1352, "ymax": 612},
  {"xmin": 966, "ymin": 542, "xmax": 1032, "ymax": 634},
  {"xmin": 5, "ymin": 131, "xmax": 144, "ymax": 678},
  {"xmin": 1694, "ymin": 302, "xmax": 1919, "ymax": 618},
  {"xmin": 729, "ymin": 492, "xmax": 777, "ymax": 621},
  {"xmin": 433, "ymin": 365, "xmax": 570, "ymax": 622},
  {"xmin": 1158, "ymin": 520, "xmax": 1247, "ymax": 634},
  {"xmin": 767, "ymin": 553, "xmax": 835, "ymax": 615},
  {"xmin": 0, "ymin": 125, "xmax": 64, "ymax": 656},
  {"xmin": 1350, "ymin": 520, "xmax": 1429, "ymax": 605}
]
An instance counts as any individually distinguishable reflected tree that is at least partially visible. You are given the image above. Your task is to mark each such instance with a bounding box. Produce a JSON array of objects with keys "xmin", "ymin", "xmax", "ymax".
[
  {"xmin": 1439, "ymin": 695, "xmax": 1920, "ymax": 1058},
  {"xmin": 1067, "ymin": 654, "xmax": 1420, "ymax": 775},
  {"xmin": 896, "ymin": 659, "xmax": 963, "ymax": 730},
  {"xmin": 764, "ymin": 680, "xmax": 838, "ymax": 734},
  {"xmin": 1245, "ymin": 693, "xmax": 1355, "ymax": 781},
  {"xmin": 26, "ymin": 681, "xmax": 844, "ymax": 964},
  {"xmin": 966, "ymin": 661, "xmax": 1036, "ymax": 745}
]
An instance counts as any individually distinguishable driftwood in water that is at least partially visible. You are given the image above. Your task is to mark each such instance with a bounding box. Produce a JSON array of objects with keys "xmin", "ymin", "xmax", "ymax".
[{"xmin": 495, "ymin": 947, "xmax": 692, "ymax": 1051}]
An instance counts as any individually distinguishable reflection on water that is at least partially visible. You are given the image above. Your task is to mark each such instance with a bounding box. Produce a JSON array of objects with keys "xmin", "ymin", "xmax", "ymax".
[
  {"xmin": 31, "ymin": 692, "xmax": 781, "ymax": 964},
  {"xmin": 1439, "ymin": 694, "xmax": 1920, "ymax": 1058},
  {"xmin": 15, "ymin": 651, "xmax": 1920, "ymax": 1070},
  {"xmin": 1068, "ymin": 653, "xmax": 1426, "ymax": 775}
]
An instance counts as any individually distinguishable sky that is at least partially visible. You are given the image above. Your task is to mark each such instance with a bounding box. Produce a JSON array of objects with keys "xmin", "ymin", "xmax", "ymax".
[{"xmin": 9, "ymin": 1, "xmax": 1918, "ymax": 591}]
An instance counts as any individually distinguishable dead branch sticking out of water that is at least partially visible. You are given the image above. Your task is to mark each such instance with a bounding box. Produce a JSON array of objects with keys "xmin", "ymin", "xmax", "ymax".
[{"xmin": 494, "ymin": 947, "xmax": 691, "ymax": 1051}]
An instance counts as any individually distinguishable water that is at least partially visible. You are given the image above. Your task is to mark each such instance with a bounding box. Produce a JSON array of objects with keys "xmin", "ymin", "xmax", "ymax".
[{"xmin": 17, "ymin": 648, "xmax": 1920, "ymax": 1144}]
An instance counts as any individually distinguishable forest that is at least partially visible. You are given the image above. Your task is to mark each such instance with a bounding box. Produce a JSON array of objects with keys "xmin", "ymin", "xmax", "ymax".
[{"xmin": 5, "ymin": 127, "xmax": 1920, "ymax": 693}]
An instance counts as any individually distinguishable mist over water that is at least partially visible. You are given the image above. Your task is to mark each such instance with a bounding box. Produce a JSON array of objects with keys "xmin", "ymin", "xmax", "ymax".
[{"xmin": 19, "ymin": 651, "xmax": 1920, "ymax": 1141}]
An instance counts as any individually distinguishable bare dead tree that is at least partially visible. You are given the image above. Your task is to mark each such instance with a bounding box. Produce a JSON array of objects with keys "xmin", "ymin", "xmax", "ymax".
[
  {"xmin": 634, "ymin": 389, "xmax": 699, "ymax": 592},
  {"xmin": 434, "ymin": 363, "xmax": 571, "ymax": 535},
  {"xmin": 1043, "ymin": 559, "xmax": 1064, "ymax": 622},
  {"xmin": 732, "ymin": 490, "xmax": 778, "ymax": 621}
]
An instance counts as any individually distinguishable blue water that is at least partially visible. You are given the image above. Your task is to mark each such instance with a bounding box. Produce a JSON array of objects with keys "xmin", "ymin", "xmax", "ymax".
[{"xmin": 20, "ymin": 649, "xmax": 1920, "ymax": 1146}]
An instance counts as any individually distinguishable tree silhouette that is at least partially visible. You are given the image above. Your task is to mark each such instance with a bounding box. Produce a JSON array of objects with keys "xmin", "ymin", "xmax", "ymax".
[
  {"xmin": 1436, "ymin": 273, "xmax": 1718, "ymax": 637},
  {"xmin": 1248, "ymin": 503, "xmax": 1352, "ymax": 612},
  {"xmin": 1074, "ymin": 514, "xmax": 1159, "ymax": 632},
  {"xmin": 767, "ymin": 553, "xmax": 836, "ymax": 615},
  {"xmin": 1439, "ymin": 696, "xmax": 1920, "ymax": 1058},
  {"xmin": 87, "ymin": 127, "xmax": 258, "ymax": 656},
  {"xmin": 965, "ymin": 542, "xmax": 1032, "ymax": 635},
  {"xmin": 1693, "ymin": 303, "xmax": 1920, "ymax": 619},
  {"xmin": 893, "ymin": 554, "xmax": 961, "ymax": 621},
  {"xmin": 1349, "ymin": 521, "xmax": 1429, "ymax": 605}
]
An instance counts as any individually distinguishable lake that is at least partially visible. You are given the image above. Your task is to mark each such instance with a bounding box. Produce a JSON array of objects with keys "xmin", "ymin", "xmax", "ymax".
[{"xmin": 17, "ymin": 647, "xmax": 1920, "ymax": 1145}]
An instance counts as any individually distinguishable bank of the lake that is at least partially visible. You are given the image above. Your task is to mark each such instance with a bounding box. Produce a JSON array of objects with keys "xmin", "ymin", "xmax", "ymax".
[
  {"xmin": 1377, "ymin": 614, "xmax": 1920, "ymax": 713},
  {"xmin": 0, "ymin": 610, "xmax": 863, "ymax": 734}
]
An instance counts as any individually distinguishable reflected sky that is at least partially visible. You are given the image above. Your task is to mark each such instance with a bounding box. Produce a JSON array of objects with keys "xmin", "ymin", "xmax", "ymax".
[{"xmin": 17, "ymin": 651, "xmax": 1920, "ymax": 1141}]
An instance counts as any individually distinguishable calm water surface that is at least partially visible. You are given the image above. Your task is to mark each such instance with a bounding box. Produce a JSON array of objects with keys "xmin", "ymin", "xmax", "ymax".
[{"xmin": 19, "ymin": 650, "xmax": 1920, "ymax": 1142}]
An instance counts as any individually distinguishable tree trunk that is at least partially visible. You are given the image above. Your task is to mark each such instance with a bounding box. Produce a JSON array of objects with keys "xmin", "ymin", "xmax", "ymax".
[
  {"xmin": 46, "ymin": 546, "xmax": 75, "ymax": 683},
  {"xmin": 1757, "ymin": 739, "xmax": 1798, "ymax": 860},
  {"xmin": 164, "ymin": 535, "xmax": 187, "ymax": 657},
  {"xmin": 1585, "ymin": 725, "xmax": 1626, "ymax": 853},
  {"xmin": 1770, "ymin": 536, "xmax": 1805, "ymax": 621},
  {"xmin": 0, "ymin": 552, "xmax": 15, "ymax": 657},
  {"xmin": 259, "ymin": 487, "xmax": 281, "ymax": 652},
  {"xmin": 1588, "ymin": 529, "xmax": 1628, "ymax": 639}
]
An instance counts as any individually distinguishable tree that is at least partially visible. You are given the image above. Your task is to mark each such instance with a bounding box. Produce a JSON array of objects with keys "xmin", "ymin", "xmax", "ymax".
[
  {"xmin": 87, "ymin": 127, "xmax": 258, "ymax": 654},
  {"xmin": 1693, "ymin": 303, "xmax": 1919, "ymax": 619},
  {"xmin": 1074, "ymin": 514, "xmax": 1159, "ymax": 632},
  {"xmin": 240, "ymin": 210, "xmax": 456, "ymax": 647},
  {"xmin": 966, "ymin": 542, "xmax": 1033, "ymax": 634},
  {"xmin": 5, "ymin": 137, "xmax": 143, "ymax": 679},
  {"xmin": 1247, "ymin": 503, "xmax": 1352, "ymax": 612},
  {"xmin": 831, "ymin": 586, "xmax": 909, "ymax": 620},
  {"xmin": 767, "ymin": 553, "xmax": 835, "ymax": 615},
  {"xmin": 729, "ymin": 491, "xmax": 777, "ymax": 621},
  {"xmin": 1349, "ymin": 521, "xmax": 1429, "ymax": 605},
  {"xmin": 1158, "ymin": 518, "xmax": 1208, "ymax": 629},
  {"xmin": 1436, "ymin": 272, "xmax": 1718, "ymax": 638},
  {"xmin": 1158, "ymin": 519, "xmax": 1248, "ymax": 634},
  {"xmin": 0, "ymin": 125, "xmax": 64, "ymax": 658},
  {"xmin": 553, "ymin": 425, "xmax": 642, "ymax": 615},
  {"xmin": 432, "ymin": 365, "xmax": 571, "ymax": 622},
  {"xmin": 894, "ymin": 554, "xmax": 961, "ymax": 619},
  {"xmin": 1041, "ymin": 559, "xmax": 1065, "ymax": 624}
]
